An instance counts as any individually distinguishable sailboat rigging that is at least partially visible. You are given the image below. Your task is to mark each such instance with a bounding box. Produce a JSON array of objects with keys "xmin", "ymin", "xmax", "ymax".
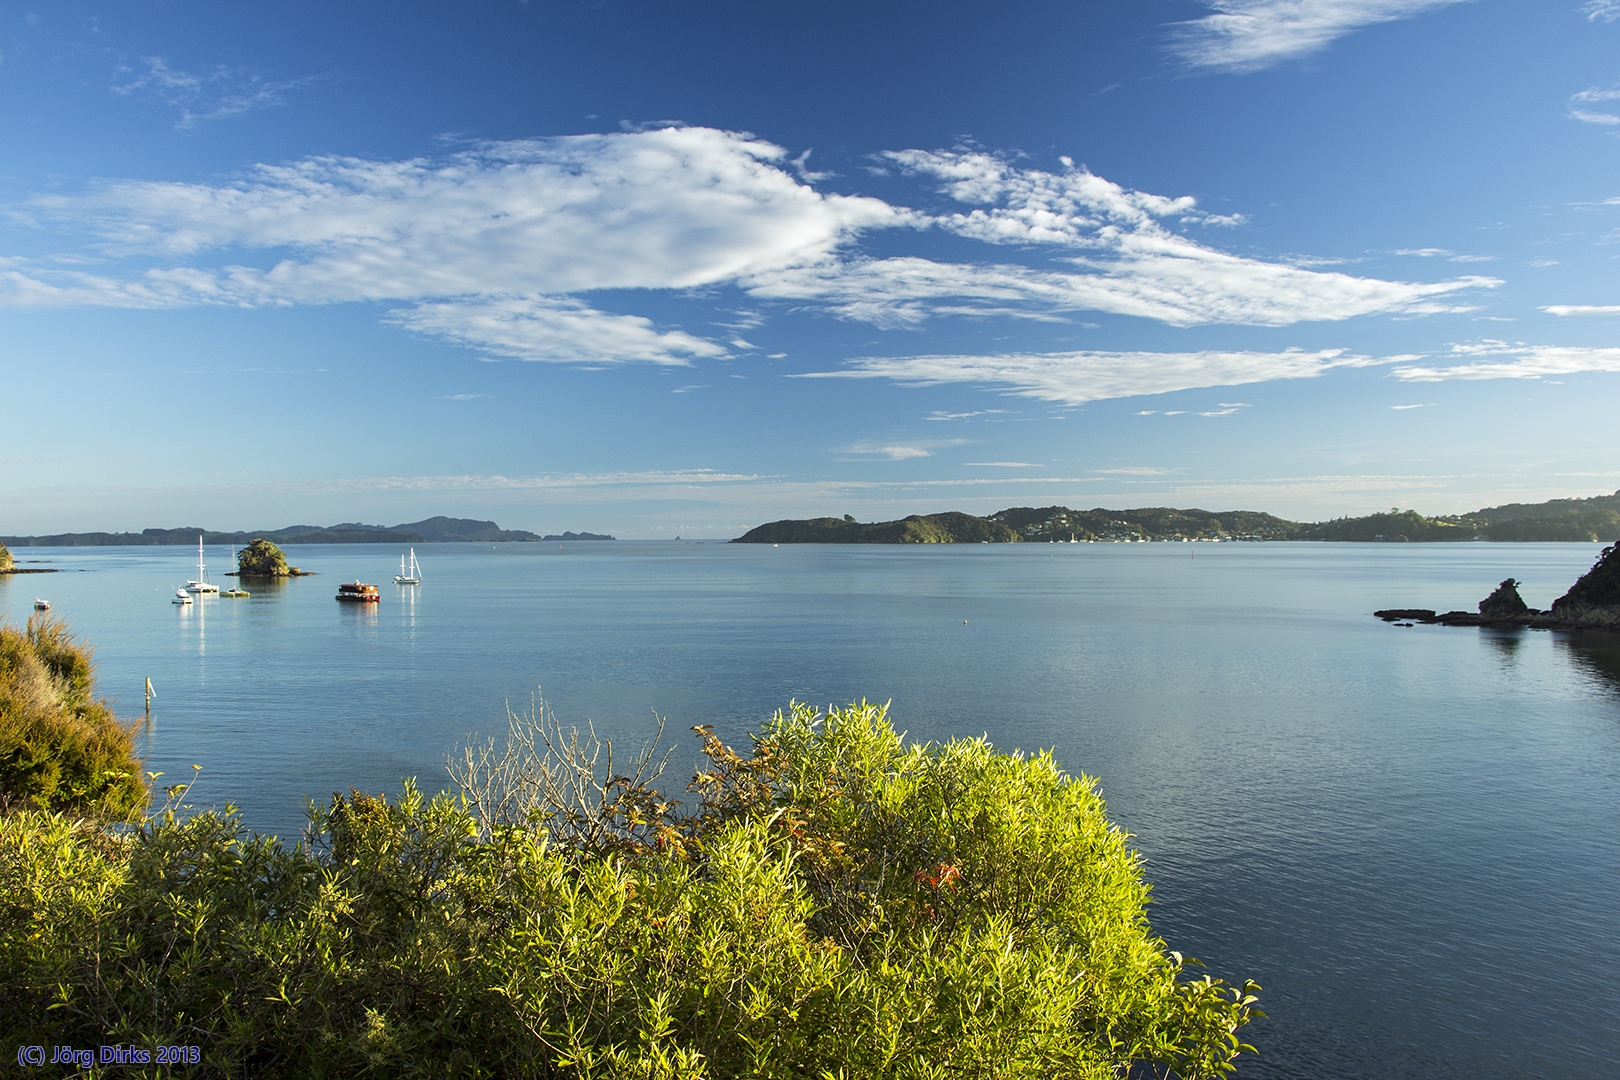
[
  {"xmin": 185, "ymin": 536, "xmax": 219, "ymax": 594},
  {"xmin": 395, "ymin": 548, "xmax": 422, "ymax": 585}
]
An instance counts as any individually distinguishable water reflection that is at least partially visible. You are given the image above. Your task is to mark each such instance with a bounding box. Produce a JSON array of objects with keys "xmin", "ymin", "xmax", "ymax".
[
  {"xmin": 1557, "ymin": 633, "xmax": 1620, "ymax": 698},
  {"xmin": 1481, "ymin": 627, "xmax": 1525, "ymax": 668}
]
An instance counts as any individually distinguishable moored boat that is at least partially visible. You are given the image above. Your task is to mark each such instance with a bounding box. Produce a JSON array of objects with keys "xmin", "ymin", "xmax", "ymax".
[
  {"xmin": 336, "ymin": 581, "xmax": 381, "ymax": 603},
  {"xmin": 185, "ymin": 536, "xmax": 219, "ymax": 594},
  {"xmin": 33, "ymin": 598, "xmax": 50, "ymax": 611},
  {"xmin": 172, "ymin": 588, "xmax": 192, "ymax": 605},
  {"xmin": 394, "ymin": 548, "xmax": 422, "ymax": 585}
]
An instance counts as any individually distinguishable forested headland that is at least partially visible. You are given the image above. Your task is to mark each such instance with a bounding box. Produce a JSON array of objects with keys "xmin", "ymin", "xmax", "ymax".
[{"xmin": 735, "ymin": 490, "xmax": 1620, "ymax": 544}]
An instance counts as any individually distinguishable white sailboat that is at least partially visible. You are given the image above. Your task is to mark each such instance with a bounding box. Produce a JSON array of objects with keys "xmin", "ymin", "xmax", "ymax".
[
  {"xmin": 185, "ymin": 535, "xmax": 219, "ymax": 594},
  {"xmin": 395, "ymin": 548, "xmax": 422, "ymax": 585},
  {"xmin": 220, "ymin": 545, "xmax": 250, "ymax": 596},
  {"xmin": 172, "ymin": 587, "xmax": 192, "ymax": 605}
]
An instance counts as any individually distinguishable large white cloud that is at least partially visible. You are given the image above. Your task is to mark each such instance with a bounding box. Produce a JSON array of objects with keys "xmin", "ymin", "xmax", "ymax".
[
  {"xmin": 35, "ymin": 127, "xmax": 898, "ymax": 302},
  {"xmin": 797, "ymin": 347, "xmax": 1397, "ymax": 404},
  {"xmin": 1168, "ymin": 1, "xmax": 1474, "ymax": 74},
  {"xmin": 1, "ymin": 127, "xmax": 1494, "ymax": 362},
  {"xmin": 751, "ymin": 149, "xmax": 1492, "ymax": 327},
  {"xmin": 1392, "ymin": 343, "xmax": 1620, "ymax": 381}
]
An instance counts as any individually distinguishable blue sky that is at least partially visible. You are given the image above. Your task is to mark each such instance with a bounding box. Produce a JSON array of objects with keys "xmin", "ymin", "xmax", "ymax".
[{"xmin": 2, "ymin": 0, "xmax": 1618, "ymax": 537}]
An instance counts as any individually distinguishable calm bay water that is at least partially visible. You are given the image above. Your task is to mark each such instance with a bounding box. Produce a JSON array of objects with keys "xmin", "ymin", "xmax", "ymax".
[{"xmin": 4, "ymin": 540, "xmax": 1618, "ymax": 1079}]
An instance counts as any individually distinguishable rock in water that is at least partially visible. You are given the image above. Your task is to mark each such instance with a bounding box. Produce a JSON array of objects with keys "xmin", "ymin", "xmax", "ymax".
[
  {"xmin": 1479, "ymin": 578, "xmax": 1530, "ymax": 618},
  {"xmin": 1550, "ymin": 544, "xmax": 1620, "ymax": 628}
]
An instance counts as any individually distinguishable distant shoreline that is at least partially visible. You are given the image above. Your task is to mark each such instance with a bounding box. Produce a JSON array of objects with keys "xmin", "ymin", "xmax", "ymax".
[
  {"xmin": 733, "ymin": 493, "xmax": 1620, "ymax": 545},
  {"xmin": 0, "ymin": 517, "xmax": 615, "ymax": 548}
]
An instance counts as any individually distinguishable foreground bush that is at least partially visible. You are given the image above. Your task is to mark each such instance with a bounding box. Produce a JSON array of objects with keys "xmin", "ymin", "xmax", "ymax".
[
  {"xmin": 1, "ymin": 701, "xmax": 1258, "ymax": 1078},
  {"xmin": 0, "ymin": 614, "xmax": 146, "ymax": 819}
]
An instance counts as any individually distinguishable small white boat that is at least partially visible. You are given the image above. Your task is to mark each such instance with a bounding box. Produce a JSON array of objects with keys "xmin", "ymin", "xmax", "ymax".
[
  {"xmin": 33, "ymin": 598, "xmax": 50, "ymax": 611},
  {"xmin": 394, "ymin": 548, "xmax": 422, "ymax": 585},
  {"xmin": 172, "ymin": 587, "xmax": 192, "ymax": 605},
  {"xmin": 185, "ymin": 536, "xmax": 219, "ymax": 595}
]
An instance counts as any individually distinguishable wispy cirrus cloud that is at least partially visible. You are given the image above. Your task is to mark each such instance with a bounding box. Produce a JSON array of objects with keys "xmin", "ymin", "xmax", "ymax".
[
  {"xmin": 841, "ymin": 442, "xmax": 939, "ymax": 461},
  {"xmin": 394, "ymin": 296, "xmax": 726, "ymax": 366},
  {"xmin": 1542, "ymin": 303, "xmax": 1620, "ymax": 316},
  {"xmin": 1584, "ymin": 1, "xmax": 1620, "ymax": 23},
  {"xmin": 111, "ymin": 57, "xmax": 318, "ymax": 129},
  {"xmin": 1, "ymin": 128, "xmax": 1493, "ymax": 365},
  {"xmin": 1167, "ymin": 0, "xmax": 1475, "ymax": 73},
  {"xmin": 752, "ymin": 149, "xmax": 1493, "ymax": 328},
  {"xmin": 1392, "ymin": 342, "xmax": 1620, "ymax": 381},
  {"xmin": 799, "ymin": 348, "xmax": 1404, "ymax": 405},
  {"xmin": 1570, "ymin": 86, "xmax": 1620, "ymax": 126}
]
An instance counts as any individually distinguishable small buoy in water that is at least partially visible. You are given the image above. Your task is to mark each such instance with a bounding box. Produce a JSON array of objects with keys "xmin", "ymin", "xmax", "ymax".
[{"xmin": 963, "ymin": 619, "xmax": 968, "ymax": 626}]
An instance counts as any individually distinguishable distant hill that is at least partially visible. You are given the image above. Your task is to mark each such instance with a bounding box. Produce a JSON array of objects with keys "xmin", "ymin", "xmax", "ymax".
[
  {"xmin": 541, "ymin": 531, "xmax": 617, "ymax": 541},
  {"xmin": 734, "ymin": 512, "xmax": 1020, "ymax": 544},
  {"xmin": 988, "ymin": 505, "xmax": 1300, "ymax": 542},
  {"xmin": 735, "ymin": 493, "xmax": 1620, "ymax": 544},
  {"xmin": 0, "ymin": 517, "xmax": 542, "ymax": 547},
  {"xmin": 1302, "ymin": 490, "xmax": 1620, "ymax": 542}
]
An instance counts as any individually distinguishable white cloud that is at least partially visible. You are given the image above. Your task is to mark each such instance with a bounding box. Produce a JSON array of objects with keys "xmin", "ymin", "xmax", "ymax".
[
  {"xmin": 393, "ymin": 295, "xmax": 727, "ymax": 366},
  {"xmin": 1167, "ymin": 1, "xmax": 1474, "ymax": 74},
  {"xmin": 1570, "ymin": 87, "xmax": 1620, "ymax": 125},
  {"xmin": 748, "ymin": 249, "xmax": 1488, "ymax": 329},
  {"xmin": 3, "ymin": 128, "xmax": 1495, "ymax": 364},
  {"xmin": 927, "ymin": 409, "xmax": 1010, "ymax": 420},
  {"xmin": 36, "ymin": 128, "xmax": 898, "ymax": 300},
  {"xmin": 1584, "ymin": 1, "xmax": 1620, "ymax": 22},
  {"xmin": 761, "ymin": 150, "xmax": 1494, "ymax": 327},
  {"xmin": 965, "ymin": 461, "xmax": 1041, "ymax": 467},
  {"xmin": 111, "ymin": 57, "xmax": 316, "ymax": 129},
  {"xmin": 1542, "ymin": 304, "xmax": 1620, "ymax": 316},
  {"xmin": 1392, "ymin": 342, "xmax": 1620, "ymax": 381},
  {"xmin": 799, "ymin": 347, "xmax": 1404, "ymax": 405},
  {"xmin": 1390, "ymin": 402, "xmax": 1433, "ymax": 409},
  {"xmin": 843, "ymin": 442, "xmax": 937, "ymax": 460}
]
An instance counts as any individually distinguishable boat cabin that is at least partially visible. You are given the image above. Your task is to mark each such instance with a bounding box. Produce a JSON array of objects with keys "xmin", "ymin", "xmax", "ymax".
[{"xmin": 336, "ymin": 581, "xmax": 381, "ymax": 603}]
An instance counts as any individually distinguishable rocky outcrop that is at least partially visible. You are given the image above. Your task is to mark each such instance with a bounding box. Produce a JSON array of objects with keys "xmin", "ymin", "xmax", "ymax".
[
  {"xmin": 1549, "ymin": 544, "xmax": 1620, "ymax": 628},
  {"xmin": 1479, "ymin": 579, "xmax": 1532, "ymax": 619},
  {"xmin": 1377, "ymin": 544, "xmax": 1620, "ymax": 630}
]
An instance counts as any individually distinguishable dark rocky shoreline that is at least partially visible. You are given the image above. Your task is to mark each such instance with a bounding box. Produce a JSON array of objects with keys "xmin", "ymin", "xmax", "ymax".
[{"xmin": 1376, "ymin": 543, "xmax": 1620, "ymax": 631}]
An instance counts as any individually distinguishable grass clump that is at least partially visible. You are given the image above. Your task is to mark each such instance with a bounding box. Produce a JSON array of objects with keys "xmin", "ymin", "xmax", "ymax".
[
  {"xmin": 1, "ymin": 695, "xmax": 1259, "ymax": 1078},
  {"xmin": 0, "ymin": 614, "xmax": 147, "ymax": 820}
]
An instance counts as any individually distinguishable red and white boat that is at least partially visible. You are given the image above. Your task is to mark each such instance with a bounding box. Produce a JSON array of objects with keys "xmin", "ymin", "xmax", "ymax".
[{"xmin": 336, "ymin": 581, "xmax": 380, "ymax": 603}]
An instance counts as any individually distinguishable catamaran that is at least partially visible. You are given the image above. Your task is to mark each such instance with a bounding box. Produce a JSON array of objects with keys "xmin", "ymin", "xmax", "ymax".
[
  {"xmin": 185, "ymin": 536, "xmax": 219, "ymax": 594},
  {"xmin": 394, "ymin": 548, "xmax": 422, "ymax": 585}
]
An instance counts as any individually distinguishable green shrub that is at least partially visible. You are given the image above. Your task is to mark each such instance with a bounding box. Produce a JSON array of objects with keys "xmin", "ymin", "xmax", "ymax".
[
  {"xmin": 0, "ymin": 700, "xmax": 1258, "ymax": 1078},
  {"xmin": 0, "ymin": 541, "xmax": 13, "ymax": 572},
  {"xmin": 0, "ymin": 615, "xmax": 147, "ymax": 820},
  {"xmin": 237, "ymin": 538, "xmax": 293, "ymax": 576}
]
